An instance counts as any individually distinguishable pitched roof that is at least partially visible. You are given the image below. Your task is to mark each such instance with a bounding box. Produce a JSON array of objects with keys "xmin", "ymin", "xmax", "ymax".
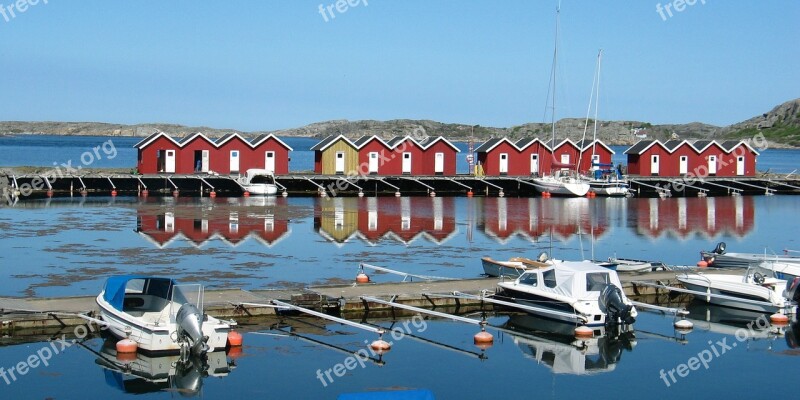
[
  {"xmin": 133, "ymin": 131, "xmax": 181, "ymax": 149},
  {"xmin": 179, "ymin": 132, "xmax": 216, "ymax": 145},
  {"xmin": 624, "ymin": 140, "xmax": 659, "ymax": 155},
  {"xmin": 310, "ymin": 134, "xmax": 357, "ymax": 151},
  {"xmin": 250, "ymin": 134, "xmax": 294, "ymax": 151},
  {"xmin": 576, "ymin": 139, "xmax": 616, "ymax": 154}
]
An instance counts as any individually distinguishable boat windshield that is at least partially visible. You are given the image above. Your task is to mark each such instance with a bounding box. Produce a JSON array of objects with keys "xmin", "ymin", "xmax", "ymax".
[
  {"xmin": 543, "ymin": 269, "xmax": 557, "ymax": 288},
  {"xmin": 519, "ymin": 272, "xmax": 538, "ymax": 286},
  {"xmin": 169, "ymin": 284, "xmax": 204, "ymax": 321},
  {"xmin": 249, "ymin": 175, "xmax": 274, "ymax": 184},
  {"xmin": 586, "ymin": 272, "xmax": 610, "ymax": 291}
]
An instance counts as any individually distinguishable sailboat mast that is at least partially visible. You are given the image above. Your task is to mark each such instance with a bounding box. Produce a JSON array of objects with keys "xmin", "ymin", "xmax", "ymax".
[
  {"xmin": 591, "ymin": 49, "xmax": 603, "ymax": 168},
  {"xmin": 549, "ymin": 1, "xmax": 560, "ymax": 168}
]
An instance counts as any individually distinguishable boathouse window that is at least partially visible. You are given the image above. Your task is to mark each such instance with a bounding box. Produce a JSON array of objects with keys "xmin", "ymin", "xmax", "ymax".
[
  {"xmin": 586, "ymin": 272, "xmax": 610, "ymax": 291},
  {"xmin": 519, "ymin": 273, "xmax": 538, "ymax": 286},
  {"xmin": 543, "ymin": 269, "xmax": 557, "ymax": 288}
]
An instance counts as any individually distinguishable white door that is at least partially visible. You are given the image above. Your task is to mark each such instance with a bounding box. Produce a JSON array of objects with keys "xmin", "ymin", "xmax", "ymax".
[
  {"xmin": 201, "ymin": 150, "xmax": 209, "ymax": 172},
  {"xmin": 402, "ymin": 152, "xmax": 412, "ymax": 174},
  {"xmin": 434, "ymin": 152, "xmax": 444, "ymax": 175},
  {"xmin": 651, "ymin": 155, "xmax": 659, "ymax": 175},
  {"xmin": 679, "ymin": 156, "xmax": 688, "ymax": 175},
  {"xmin": 591, "ymin": 154, "xmax": 600, "ymax": 171},
  {"xmin": 265, "ymin": 151, "xmax": 275, "ymax": 174},
  {"xmin": 165, "ymin": 150, "xmax": 176, "ymax": 173},
  {"xmin": 335, "ymin": 152, "xmax": 345, "ymax": 174},
  {"xmin": 560, "ymin": 154, "xmax": 570, "ymax": 170},
  {"xmin": 499, "ymin": 153, "xmax": 508, "ymax": 175},
  {"xmin": 368, "ymin": 152, "xmax": 379, "ymax": 174},
  {"xmin": 530, "ymin": 154, "xmax": 539, "ymax": 175},
  {"xmin": 230, "ymin": 150, "xmax": 240, "ymax": 173},
  {"xmin": 736, "ymin": 156, "xmax": 745, "ymax": 176},
  {"xmin": 708, "ymin": 155, "xmax": 717, "ymax": 175}
]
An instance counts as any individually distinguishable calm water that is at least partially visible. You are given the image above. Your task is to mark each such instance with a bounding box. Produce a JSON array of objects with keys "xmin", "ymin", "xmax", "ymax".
[
  {"xmin": 2, "ymin": 135, "xmax": 800, "ymax": 399},
  {"xmin": 1, "ymin": 135, "xmax": 799, "ymax": 174}
]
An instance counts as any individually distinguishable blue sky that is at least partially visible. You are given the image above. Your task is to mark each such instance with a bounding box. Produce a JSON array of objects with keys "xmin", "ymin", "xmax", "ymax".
[{"xmin": 1, "ymin": 0, "xmax": 798, "ymax": 131}]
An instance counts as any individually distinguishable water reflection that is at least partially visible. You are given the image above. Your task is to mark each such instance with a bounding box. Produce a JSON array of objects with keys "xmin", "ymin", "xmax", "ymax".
[
  {"xmin": 136, "ymin": 197, "xmax": 292, "ymax": 248},
  {"xmin": 500, "ymin": 314, "xmax": 636, "ymax": 375},
  {"xmin": 630, "ymin": 196, "xmax": 754, "ymax": 239},
  {"xmin": 684, "ymin": 301, "xmax": 785, "ymax": 340},
  {"xmin": 92, "ymin": 340, "xmax": 236, "ymax": 396}
]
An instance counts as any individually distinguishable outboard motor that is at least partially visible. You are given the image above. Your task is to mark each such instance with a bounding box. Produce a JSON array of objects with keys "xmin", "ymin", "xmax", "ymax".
[
  {"xmin": 785, "ymin": 277, "xmax": 800, "ymax": 305},
  {"xmin": 714, "ymin": 242, "xmax": 727, "ymax": 255},
  {"xmin": 599, "ymin": 285, "xmax": 636, "ymax": 325},
  {"xmin": 176, "ymin": 303, "xmax": 210, "ymax": 356},
  {"xmin": 172, "ymin": 355, "xmax": 209, "ymax": 397}
]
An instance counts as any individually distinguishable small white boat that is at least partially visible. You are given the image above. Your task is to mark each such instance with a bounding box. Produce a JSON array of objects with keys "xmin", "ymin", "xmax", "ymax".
[
  {"xmin": 608, "ymin": 257, "xmax": 668, "ymax": 273},
  {"xmin": 481, "ymin": 253, "xmax": 553, "ymax": 278},
  {"xmin": 588, "ymin": 176, "xmax": 631, "ymax": 197},
  {"xmin": 97, "ymin": 276, "xmax": 231, "ymax": 355},
  {"xmin": 676, "ymin": 269, "xmax": 793, "ymax": 313},
  {"xmin": 701, "ymin": 242, "xmax": 800, "ymax": 269},
  {"xmin": 532, "ymin": 171, "xmax": 591, "ymax": 197},
  {"xmin": 497, "ymin": 261, "xmax": 637, "ymax": 326},
  {"xmin": 237, "ymin": 168, "xmax": 278, "ymax": 196},
  {"xmin": 760, "ymin": 261, "xmax": 800, "ymax": 281}
]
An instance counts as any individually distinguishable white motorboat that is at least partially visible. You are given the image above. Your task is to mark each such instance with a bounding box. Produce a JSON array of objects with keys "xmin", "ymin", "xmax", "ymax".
[
  {"xmin": 496, "ymin": 261, "xmax": 637, "ymax": 326},
  {"xmin": 97, "ymin": 276, "xmax": 232, "ymax": 355},
  {"xmin": 237, "ymin": 168, "xmax": 278, "ymax": 196},
  {"xmin": 760, "ymin": 261, "xmax": 800, "ymax": 281},
  {"xmin": 701, "ymin": 242, "xmax": 800, "ymax": 269},
  {"xmin": 676, "ymin": 269, "xmax": 795, "ymax": 313},
  {"xmin": 588, "ymin": 174, "xmax": 631, "ymax": 197},
  {"xmin": 608, "ymin": 257, "xmax": 668, "ymax": 273}
]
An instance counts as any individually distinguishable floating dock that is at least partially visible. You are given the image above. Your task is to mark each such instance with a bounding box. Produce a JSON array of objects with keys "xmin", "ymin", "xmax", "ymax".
[
  {"xmin": 2, "ymin": 172, "xmax": 800, "ymax": 199},
  {"xmin": 0, "ymin": 270, "xmax": 708, "ymax": 345}
]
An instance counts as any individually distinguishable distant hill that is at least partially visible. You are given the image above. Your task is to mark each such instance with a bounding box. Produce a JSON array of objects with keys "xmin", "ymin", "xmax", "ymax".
[{"xmin": 1, "ymin": 98, "xmax": 798, "ymax": 147}]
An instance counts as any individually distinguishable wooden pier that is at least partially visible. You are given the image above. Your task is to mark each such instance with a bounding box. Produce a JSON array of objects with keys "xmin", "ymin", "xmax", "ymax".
[
  {"xmin": 2, "ymin": 172, "xmax": 800, "ymax": 200},
  {"xmin": 0, "ymin": 270, "xmax": 712, "ymax": 345}
]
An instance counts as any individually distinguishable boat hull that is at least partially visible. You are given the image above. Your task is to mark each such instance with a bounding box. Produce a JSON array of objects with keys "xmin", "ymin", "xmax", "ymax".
[
  {"xmin": 243, "ymin": 183, "xmax": 277, "ymax": 196},
  {"xmin": 588, "ymin": 181, "xmax": 630, "ymax": 197},
  {"xmin": 676, "ymin": 276, "xmax": 783, "ymax": 313},
  {"xmin": 531, "ymin": 178, "xmax": 590, "ymax": 197},
  {"xmin": 97, "ymin": 297, "xmax": 229, "ymax": 354}
]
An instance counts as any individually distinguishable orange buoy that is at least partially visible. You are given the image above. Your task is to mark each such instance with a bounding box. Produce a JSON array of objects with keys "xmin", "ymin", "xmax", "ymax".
[
  {"xmin": 356, "ymin": 272, "xmax": 370, "ymax": 284},
  {"xmin": 46, "ymin": 190, "xmax": 54, "ymax": 197},
  {"xmin": 467, "ymin": 190, "xmax": 474, "ymax": 197},
  {"xmin": 473, "ymin": 330, "xmax": 494, "ymax": 346},
  {"xmin": 172, "ymin": 190, "xmax": 180, "ymax": 197},
  {"xmin": 370, "ymin": 339, "xmax": 391, "ymax": 354},
  {"xmin": 770, "ymin": 313, "xmax": 790, "ymax": 325},
  {"xmin": 243, "ymin": 191, "xmax": 250, "ymax": 197},
  {"xmin": 111, "ymin": 189, "xmax": 117, "ymax": 197},
  {"xmin": 116, "ymin": 351, "xmax": 137, "ymax": 362},
  {"xmin": 116, "ymin": 338, "xmax": 138, "ymax": 354},
  {"xmin": 574, "ymin": 326, "xmax": 594, "ymax": 338},
  {"xmin": 227, "ymin": 346, "xmax": 243, "ymax": 359},
  {"xmin": 227, "ymin": 330, "xmax": 243, "ymax": 347},
  {"xmin": 697, "ymin": 260, "xmax": 708, "ymax": 268},
  {"xmin": 209, "ymin": 191, "xmax": 217, "ymax": 198},
  {"xmin": 141, "ymin": 189, "xmax": 148, "ymax": 197}
]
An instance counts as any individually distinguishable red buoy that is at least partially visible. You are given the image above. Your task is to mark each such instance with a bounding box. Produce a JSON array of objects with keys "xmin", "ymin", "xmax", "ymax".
[
  {"xmin": 697, "ymin": 260, "xmax": 708, "ymax": 268},
  {"xmin": 116, "ymin": 352, "xmax": 137, "ymax": 362},
  {"xmin": 46, "ymin": 190, "xmax": 54, "ymax": 197},
  {"xmin": 356, "ymin": 272, "xmax": 369, "ymax": 284},
  {"xmin": 111, "ymin": 189, "xmax": 118, "ymax": 197},
  {"xmin": 209, "ymin": 191, "xmax": 217, "ymax": 198},
  {"xmin": 116, "ymin": 338, "xmax": 138, "ymax": 354},
  {"xmin": 243, "ymin": 191, "xmax": 250, "ymax": 197},
  {"xmin": 370, "ymin": 339, "xmax": 391, "ymax": 354},
  {"xmin": 173, "ymin": 190, "xmax": 179, "ymax": 197},
  {"xmin": 227, "ymin": 330, "xmax": 243, "ymax": 347},
  {"xmin": 770, "ymin": 313, "xmax": 790, "ymax": 326},
  {"xmin": 473, "ymin": 331, "xmax": 494, "ymax": 346},
  {"xmin": 467, "ymin": 190, "xmax": 474, "ymax": 197},
  {"xmin": 227, "ymin": 346, "xmax": 243, "ymax": 359},
  {"xmin": 574, "ymin": 326, "xmax": 594, "ymax": 338},
  {"xmin": 141, "ymin": 189, "xmax": 148, "ymax": 197}
]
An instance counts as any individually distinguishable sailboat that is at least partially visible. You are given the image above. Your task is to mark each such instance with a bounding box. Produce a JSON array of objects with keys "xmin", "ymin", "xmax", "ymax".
[
  {"xmin": 531, "ymin": 2, "xmax": 591, "ymax": 197},
  {"xmin": 582, "ymin": 50, "xmax": 631, "ymax": 197}
]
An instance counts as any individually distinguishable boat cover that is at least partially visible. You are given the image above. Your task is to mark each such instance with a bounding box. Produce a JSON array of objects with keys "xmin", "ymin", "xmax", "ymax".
[
  {"xmin": 102, "ymin": 276, "xmax": 175, "ymax": 312},
  {"xmin": 529, "ymin": 261, "xmax": 623, "ymax": 300}
]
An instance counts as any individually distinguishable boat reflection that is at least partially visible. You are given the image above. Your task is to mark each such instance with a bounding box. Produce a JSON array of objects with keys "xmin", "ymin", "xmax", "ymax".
[
  {"xmin": 314, "ymin": 197, "xmax": 457, "ymax": 245},
  {"xmin": 631, "ymin": 196, "xmax": 754, "ymax": 239},
  {"xmin": 683, "ymin": 300, "xmax": 786, "ymax": 352},
  {"xmin": 500, "ymin": 314, "xmax": 636, "ymax": 375},
  {"xmin": 136, "ymin": 196, "xmax": 291, "ymax": 248},
  {"xmin": 93, "ymin": 339, "xmax": 236, "ymax": 395}
]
